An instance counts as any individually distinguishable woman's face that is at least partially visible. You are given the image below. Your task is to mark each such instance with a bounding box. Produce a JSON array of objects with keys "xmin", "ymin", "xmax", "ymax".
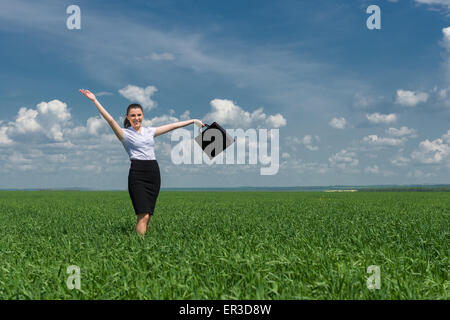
[{"xmin": 127, "ymin": 108, "xmax": 143, "ymax": 131}]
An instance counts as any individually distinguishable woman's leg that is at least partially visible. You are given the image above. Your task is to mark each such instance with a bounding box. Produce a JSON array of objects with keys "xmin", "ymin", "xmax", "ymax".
[{"xmin": 136, "ymin": 213, "xmax": 151, "ymax": 235}]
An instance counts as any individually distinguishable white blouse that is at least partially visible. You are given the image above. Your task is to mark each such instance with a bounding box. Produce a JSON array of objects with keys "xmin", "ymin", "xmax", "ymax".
[{"xmin": 121, "ymin": 126, "xmax": 157, "ymax": 160}]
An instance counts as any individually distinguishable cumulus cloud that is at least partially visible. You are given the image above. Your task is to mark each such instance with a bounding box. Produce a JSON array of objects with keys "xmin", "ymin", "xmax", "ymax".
[
  {"xmin": 329, "ymin": 149, "xmax": 359, "ymax": 169},
  {"xmin": 353, "ymin": 92, "xmax": 373, "ymax": 109},
  {"xmin": 329, "ymin": 117, "xmax": 347, "ymax": 129},
  {"xmin": 365, "ymin": 165, "xmax": 380, "ymax": 174},
  {"xmin": 391, "ymin": 155, "xmax": 411, "ymax": 167},
  {"xmin": 442, "ymin": 130, "xmax": 450, "ymax": 142},
  {"xmin": 86, "ymin": 117, "xmax": 108, "ymax": 136},
  {"xmin": 362, "ymin": 134, "xmax": 406, "ymax": 146},
  {"xmin": 395, "ymin": 89, "xmax": 429, "ymax": 107},
  {"xmin": 203, "ymin": 99, "xmax": 286, "ymax": 128},
  {"xmin": 37, "ymin": 100, "xmax": 71, "ymax": 121},
  {"xmin": 386, "ymin": 126, "xmax": 418, "ymax": 137},
  {"xmin": 0, "ymin": 126, "xmax": 13, "ymax": 145},
  {"xmin": 280, "ymin": 158, "xmax": 329, "ymax": 174},
  {"xmin": 352, "ymin": 92, "xmax": 385, "ymax": 110},
  {"xmin": 443, "ymin": 26, "xmax": 450, "ymax": 50},
  {"xmin": 266, "ymin": 114, "xmax": 287, "ymax": 128},
  {"xmin": 118, "ymin": 85, "xmax": 158, "ymax": 110},
  {"xmin": 285, "ymin": 135, "xmax": 320, "ymax": 151},
  {"xmin": 366, "ymin": 113, "xmax": 397, "ymax": 124},
  {"xmin": 144, "ymin": 114, "xmax": 180, "ymax": 127},
  {"xmin": 415, "ymin": 0, "xmax": 450, "ymax": 10},
  {"xmin": 179, "ymin": 110, "xmax": 191, "ymax": 121},
  {"xmin": 365, "ymin": 164, "xmax": 395, "ymax": 176},
  {"xmin": 281, "ymin": 152, "xmax": 290, "ymax": 159},
  {"xmin": 0, "ymin": 99, "xmax": 72, "ymax": 143},
  {"xmin": 411, "ymin": 134, "xmax": 450, "ymax": 164},
  {"xmin": 12, "ymin": 107, "xmax": 41, "ymax": 134},
  {"xmin": 441, "ymin": 27, "xmax": 450, "ymax": 79},
  {"xmin": 302, "ymin": 135, "xmax": 320, "ymax": 151},
  {"xmin": 437, "ymin": 86, "xmax": 450, "ymax": 99}
]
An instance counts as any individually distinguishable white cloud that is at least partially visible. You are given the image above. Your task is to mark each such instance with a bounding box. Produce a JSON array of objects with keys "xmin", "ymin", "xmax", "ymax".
[
  {"xmin": 395, "ymin": 89, "xmax": 429, "ymax": 107},
  {"xmin": 365, "ymin": 164, "xmax": 395, "ymax": 176},
  {"xmin": 365, "ymin": 165, "xmax": 380, "ymax": 174},
  {"xmin": 329, "ymin": 117, "xmax": 347, "ymax": 129},
  {"xmin": 329, "ymin": 149, "xmax": 359, "ymax": 169},
  {"xmin": 204, "ymin": 99, "xmax": 286, "ymax": 128},
  {"xmin": 407, "ymin": 169, "xmax": 437, "ymax": 179},
  {"xmin": 362, "ymin": 134, "xmax": 406, "ymax": 146},
  {"xmin": 353, "ymin": 92, "xmax": 372, "ymax": 108},
  {"xmin": 441, "ymin": 27, "xmax": 450, "ymax": 79},
  {"xmin": 442, "ymin": 26, "xmax": 450, "ymax": 50},
  {"xmin": 442, "ymin": 130, "xmax": 450, "ymax": 143},
  {"xmin": 391, "ymin": 155, "xmax": 411, "ymax": 167},
  {"xmin": 87, "ymin": 117, "xmax": 108, "ymax": 136},
  {"xmin": 266, "ymin": 114, "xmax": 287, "ymax": 128},
  {"xmin": 281, "ymin": 152, "xmax": 290, "ymax": 159},
  {"xmin": 280, "ymin": 158, "xmax": 329, "ymax": 174},
  {"xmin": 118, "ymin": 85, "xmax": 158, "ymax": 110},
  {"xmin": 179, "ymin": 110, "xmax": 191, "ymax": 121},
  {"xmin": 0, "ymin": 99, "xmax": 75, "ymax": 144},
  {"xmin": 415, "ymin": 0, "xmax": 450, "ymax": 9},
  {"xmin": 13, "ymin": 107, "xmax": 41, "ymax": 134},
  {"xmin": 366, "ymin": 113, "xmax": 397, "ymax": 124},
  {"xmin": 151, "ymin": 52, "xmax": 175, "ymax": 61},
  {"xmin": 302, "ymin": 135, "xmax": 320, "ymax": 151},
  {"xmin": 144, "ymin": 114, "xmax": 180, "ymax": 127},
  {"xmin": 95, "ymin": 91, "xmax": 114, "ymax": 97},
  {"xmin": 48, "ymin": 124, "xmax": 64, "ymax": 141},
  {"xmin": 36, "ymin": 100, "xmax": 71, "ymax": 121},
  {"xmin": 386, "ymin": 126, "xmax": 418, "ymax": 137},
  {"xmin": 435, "ymin": 86, "xmax": 450, "ymax": 107},
  {"xmin": 8, "ymin": 152, "xmax": 32, "ymax": 164},
  {"xmin": 0, "ymin": 126, "xmax": 13, "ymax": 145},
  {"xmin": 411, "ymin": 136, "xmax": 450, "ymax": 164},
  {"xmin": 285, "ymin": 135, "xmax": 319, "ymax": 151},
  {"xmin": 352, "ymin": 92, "xmax": 385, "ymax": 110}
]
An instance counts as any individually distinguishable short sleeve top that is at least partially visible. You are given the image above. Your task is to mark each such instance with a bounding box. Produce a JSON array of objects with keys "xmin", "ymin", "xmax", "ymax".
[{"xmin": 121, "ymin": 126, "xmax": 157, "ymax": 160}]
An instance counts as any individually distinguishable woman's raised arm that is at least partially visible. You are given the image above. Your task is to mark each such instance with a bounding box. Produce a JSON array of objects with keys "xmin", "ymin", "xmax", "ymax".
[
  {"xmin": 79, "ymin": 89, "xmax": 124, "ymax": 141},
  {"xmin": 155, "ymin": 119, "xmax": 205, "ymax": 137}
]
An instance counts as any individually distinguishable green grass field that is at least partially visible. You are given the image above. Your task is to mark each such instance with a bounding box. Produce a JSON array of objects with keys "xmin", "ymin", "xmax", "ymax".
[{"xmin": 0, "ymin": 190, "xmax": 448, "ymax": 299}]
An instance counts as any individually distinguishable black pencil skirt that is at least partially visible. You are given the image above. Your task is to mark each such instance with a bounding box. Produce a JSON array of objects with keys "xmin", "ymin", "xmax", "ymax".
[{"xmin": 128, "ymin": 159, "xmax": 161, "ymax": 215}]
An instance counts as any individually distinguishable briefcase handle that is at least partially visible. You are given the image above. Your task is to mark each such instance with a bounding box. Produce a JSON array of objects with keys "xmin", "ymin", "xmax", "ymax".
[{"xmin": 201, "ymin": 123, "xmax": 210, "ymax": 132}]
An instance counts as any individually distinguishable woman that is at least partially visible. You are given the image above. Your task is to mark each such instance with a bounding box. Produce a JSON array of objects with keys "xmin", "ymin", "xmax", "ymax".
[{"xmin": 79, "ymin": 89, "xmax": 205, "ymax": 235}]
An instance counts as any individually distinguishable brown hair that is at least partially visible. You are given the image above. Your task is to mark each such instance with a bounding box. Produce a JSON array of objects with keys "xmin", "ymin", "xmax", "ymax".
[{"xmin": 124, "ymin": 104, "xmax": 143, "ymax": 128}]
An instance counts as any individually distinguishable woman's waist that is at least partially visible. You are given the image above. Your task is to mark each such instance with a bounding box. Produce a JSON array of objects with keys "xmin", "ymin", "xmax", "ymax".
[
  {"xmin": 130, "ymin": 159, "xmax": 159, "ymax": 169},
  {"xmin": 130, "ymin": 159, "xmax": 158, "ymax": 163}
]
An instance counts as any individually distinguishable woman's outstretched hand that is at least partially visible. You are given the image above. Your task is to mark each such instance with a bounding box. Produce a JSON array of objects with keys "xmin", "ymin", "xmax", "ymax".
[
  {"xmin": 193, "ymin": 119, "xmax": 206, "ymax": 127},
  {"xmin": 79, "ymin": 89, "xmax": 96, "ymax": 102}
]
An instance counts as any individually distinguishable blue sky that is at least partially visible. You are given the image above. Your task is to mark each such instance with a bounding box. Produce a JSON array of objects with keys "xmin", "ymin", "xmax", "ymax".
[{"xmin": 0, "ymin": 0, "xmax": 449, "ymax": 189}]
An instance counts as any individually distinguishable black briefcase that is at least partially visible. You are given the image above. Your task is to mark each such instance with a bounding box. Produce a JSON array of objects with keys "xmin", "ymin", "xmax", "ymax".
[{"xmin": 195, "ymin": 122, "xmax": 235, "ymax": 159}]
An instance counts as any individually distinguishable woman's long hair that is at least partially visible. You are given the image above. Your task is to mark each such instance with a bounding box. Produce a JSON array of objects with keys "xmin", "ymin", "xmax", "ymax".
[{"xmin": 124, "ymin": 104, "xmax": 144, "ymax": 128}]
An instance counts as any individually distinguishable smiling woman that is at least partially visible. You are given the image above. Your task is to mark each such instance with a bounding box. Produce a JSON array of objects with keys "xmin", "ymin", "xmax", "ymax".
[{"xmin": 79, "ymin": 89, "xmax": 205, "ymax": 235}]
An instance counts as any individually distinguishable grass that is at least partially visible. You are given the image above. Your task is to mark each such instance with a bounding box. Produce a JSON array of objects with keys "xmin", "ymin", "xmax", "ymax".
[{"xmin": 0, "ymin": 190, "xmax": 448, "ymax": 299}]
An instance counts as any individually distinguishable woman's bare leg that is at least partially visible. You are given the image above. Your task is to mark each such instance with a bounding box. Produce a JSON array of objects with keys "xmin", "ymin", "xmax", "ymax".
[{"xmin": 136, "ymin": 213, "xmax": 151, "ymax": 235}]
